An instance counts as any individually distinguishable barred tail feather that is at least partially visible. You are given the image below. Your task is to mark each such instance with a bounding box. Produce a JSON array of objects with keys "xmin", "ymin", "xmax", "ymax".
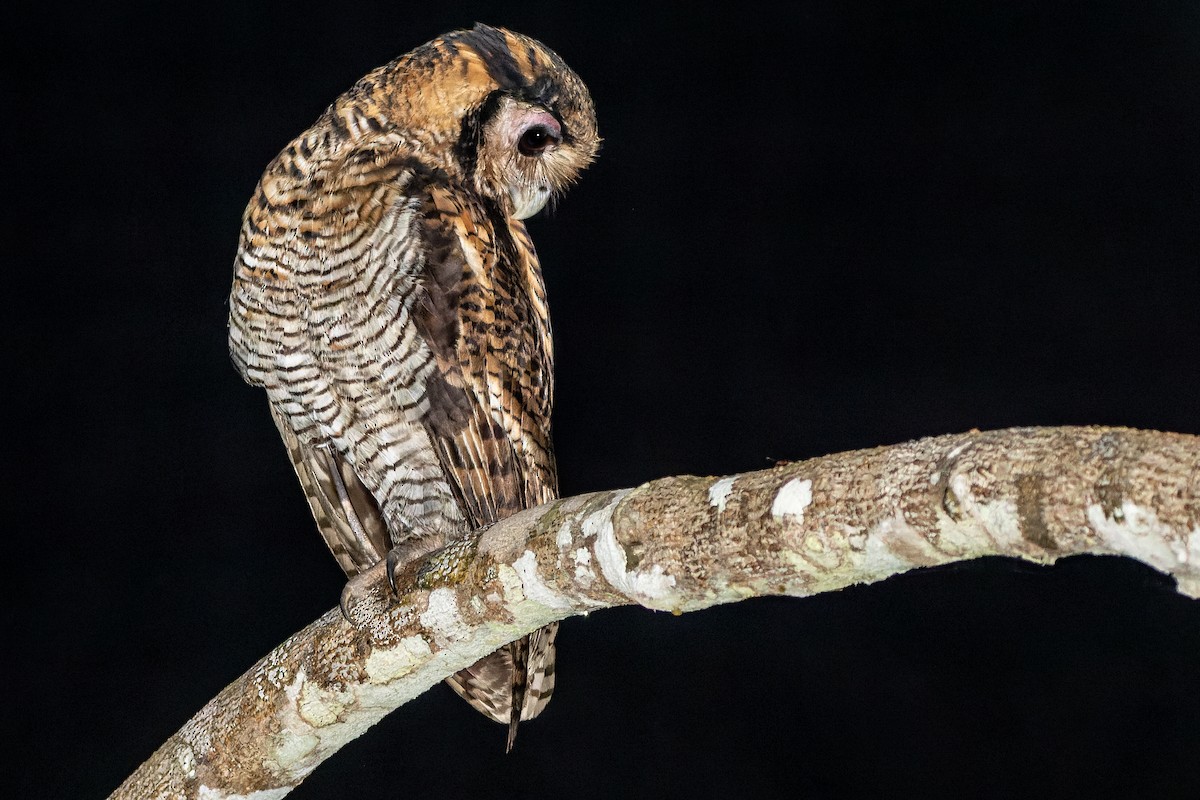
[{"xmin": 443, "ymin": 622, "xmax": 558, "ymax": 738}]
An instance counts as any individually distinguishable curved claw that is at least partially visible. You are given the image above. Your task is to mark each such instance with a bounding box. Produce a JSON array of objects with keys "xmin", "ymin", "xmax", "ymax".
[
  {"xmin": 386, "ymin": 548, "xmax": 404, "ymax": 596},
  {"xmin": 338, "ymin": 570, "xmax": 383, "ymax": 628},
  {"xmin": 338, "ymin": 582, "xmax": 357, "ymax": 622}
]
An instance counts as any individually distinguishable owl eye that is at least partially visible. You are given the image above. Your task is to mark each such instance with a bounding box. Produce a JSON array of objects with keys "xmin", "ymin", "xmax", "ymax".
[{"xmin": 518, "ymin": 124, "xmax": 559, "ymax": 156}]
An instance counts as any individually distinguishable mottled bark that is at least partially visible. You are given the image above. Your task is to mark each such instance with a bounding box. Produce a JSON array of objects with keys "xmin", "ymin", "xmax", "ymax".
[{"xmin": 110, "ymin": 426, "xmax": 1199, "ymax": 800}]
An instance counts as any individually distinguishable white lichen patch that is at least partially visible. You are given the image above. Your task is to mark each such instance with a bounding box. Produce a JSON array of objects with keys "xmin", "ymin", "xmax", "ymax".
[
  {"xmin": 846, "ymin": 524, "xmax": 868, "ymax": 551},
  {"xmin": 771, "ymin": 478, "xmax": 813, "ymax": 523},
  {"xmin": 198, "ymin": 787, "xmax": 293, "ymax": 800},
  {"xmin": 948, "ymin": 474, "xmax": 971, "ymax": 507},
  {"xmin": 781, "ymin": 521, "xmax": 854, "ymax": 574},
  {"xmin": 1087, "ymin": 501, "xmax": 1185, "ymax": 574},
  {"xmin": 556, "ymin": 520, "xmax": 573, "ymax": 549},
  {"xmin": 364, "ymin": 635, "xmax": 433, "ymax": 684},
  {"xmin": 496, "ymin": 563, "xmax": 525, "ymax": 605},
  {"xmin": 948, "ymin": 474, "xmax": 1024, "ymax": 551},
  {"xmin": 418, "ymin": 587, "xmax": 472, "ymax": 645},
  {"xmin": 781, "ymin": 548, "xmax": 822, "ymax": 580},
  {"xmin": 860, "ymin": 512, "xmax": 939, "ymax": 578},
  {"xmin": 513, "ymin": 550, "xmax": 572, "ymax": 610},
  {"xmin": 175, "ymin": 744, "xmax": 197, "ymax": 780},
  {"xmin": 978, "ymin": 499, "xmax": 1025, "ymax": 550},
  {"xmin": 580, "ymin": 490, "xmax": 632, "ymax": 540},
  {"xmin": 1180, "ymin": 527, "xmax": 1200, "ymax": 598},
  {"xmin": 297, "ymin": 680, "xmax": 346, "ymax": 728},
  {"xmin": 566, "ymin": 547, "xmax": 607, "ymax": 608},
  {"xmin": 573, "ymin": 547, "xmax": 596, "ymax": 583},
  {"xmin": 708, "ymin": 477, "xmax": 737, "ymax": 513},
  {"xmin": 270, "ymin": 670, "xmax": 322, "ymax": 770},
  {"xmin": 590, "ymin": 493, "xmax": 677, "ymax": 608}
]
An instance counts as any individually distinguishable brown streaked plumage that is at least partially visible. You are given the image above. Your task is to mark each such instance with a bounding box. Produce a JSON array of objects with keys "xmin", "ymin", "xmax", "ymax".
[{"xmin": 228, "ymin": 24, "xmax": 598, "ymax": 749}]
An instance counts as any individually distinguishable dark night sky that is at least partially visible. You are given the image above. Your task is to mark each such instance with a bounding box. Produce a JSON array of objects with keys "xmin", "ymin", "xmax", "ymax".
[{"xmin": 10, "ymin": 2, "xmax": 1199, "ymax": 798}]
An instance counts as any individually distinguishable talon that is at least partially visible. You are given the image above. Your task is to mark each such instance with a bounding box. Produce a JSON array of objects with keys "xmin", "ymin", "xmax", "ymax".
[
  {"xmin": 338, "ymin": 582, "xmax": 356, "ymax": 622},
  {"xmin": 386, "ymin": 549, "xmax": 404, "ymax": 596},
  {"xmin": 339, "ymin": 571, "xmax": 381, "ymax": 627}
]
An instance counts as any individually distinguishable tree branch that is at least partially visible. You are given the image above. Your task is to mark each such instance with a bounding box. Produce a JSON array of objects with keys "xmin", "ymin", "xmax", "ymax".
[{"xmin": 110, "ymin": 426, "xmax": 1199, "ymax": 799}]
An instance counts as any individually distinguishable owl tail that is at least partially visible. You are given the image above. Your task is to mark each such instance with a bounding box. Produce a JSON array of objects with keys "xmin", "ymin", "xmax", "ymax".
[
  {"xmin": 506, "ymin": 637, "xmax": 529, "ymax": 752},
  {"xmin": 444, "ymin": 622, "xmax": 559, "ymax": 749}
]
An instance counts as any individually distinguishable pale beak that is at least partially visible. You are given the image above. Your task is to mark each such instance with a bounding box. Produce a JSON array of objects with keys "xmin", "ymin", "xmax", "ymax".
[{"xmin": 509, "ymin": 184, "xmax": 552, "ymax": 220}]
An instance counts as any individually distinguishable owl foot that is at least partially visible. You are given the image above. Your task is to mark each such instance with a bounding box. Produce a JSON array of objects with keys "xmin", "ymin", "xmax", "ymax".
[
  {"xmin": 385, "ymin": 536, "xmax": 445, "ymax": 594},
  {"xmin": 338, "ymin": 571, "xmax": 388, "ymax": 625},
  {"xmin": 338, "ymin": 536, "xmax": 446, "ymax": 625}
]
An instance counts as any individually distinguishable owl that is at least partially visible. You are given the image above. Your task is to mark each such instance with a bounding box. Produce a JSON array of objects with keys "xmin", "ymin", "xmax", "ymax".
[{"xmin": 227, "ymin": 24, "xmax": 599, "ymax": 749}]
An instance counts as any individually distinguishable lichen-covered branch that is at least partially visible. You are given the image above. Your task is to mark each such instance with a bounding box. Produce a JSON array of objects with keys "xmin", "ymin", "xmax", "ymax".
[{"xmin": 110, "ymin": 426, "xmax": 1199, "ymax": 800}]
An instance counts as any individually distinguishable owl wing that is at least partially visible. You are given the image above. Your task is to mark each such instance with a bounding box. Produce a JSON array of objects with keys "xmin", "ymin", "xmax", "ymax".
[
  {"xmin": 415, "ymin": 185, "xmax": 559, "ymax": 732},
  {"xmin": 414, "ymin": 184, "xmax": 557, "ymax": 525},
  {"xmin": 230, "ymin": 137, "xmax": 464, "ymax": 576},
  {"xmin": 266, "ymin": 405, "xmax": 391, "ymax": 576}
]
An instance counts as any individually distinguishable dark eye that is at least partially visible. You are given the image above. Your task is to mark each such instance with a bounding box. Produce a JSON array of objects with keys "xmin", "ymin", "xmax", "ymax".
[{"xmin": 518, "ymin": 125, "xmax": 557, "ymax": 156}]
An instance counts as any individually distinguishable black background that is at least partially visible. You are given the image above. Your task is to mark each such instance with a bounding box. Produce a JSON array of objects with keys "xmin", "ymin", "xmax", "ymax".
[{"xmin": 11, "ymin": 2, "xmax": 1199, "ymax": 798}]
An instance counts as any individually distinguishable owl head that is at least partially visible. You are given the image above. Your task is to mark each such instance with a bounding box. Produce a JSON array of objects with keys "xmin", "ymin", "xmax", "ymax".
[{"xmin": 362, "ymin": 24, "xmax": 600, "ymax": 219}]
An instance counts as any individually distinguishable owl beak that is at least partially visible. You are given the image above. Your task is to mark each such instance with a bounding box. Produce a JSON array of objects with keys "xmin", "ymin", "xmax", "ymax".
[{"xmin": 509, "ymin": 184, "xmax": 552, "ymax": 220}]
